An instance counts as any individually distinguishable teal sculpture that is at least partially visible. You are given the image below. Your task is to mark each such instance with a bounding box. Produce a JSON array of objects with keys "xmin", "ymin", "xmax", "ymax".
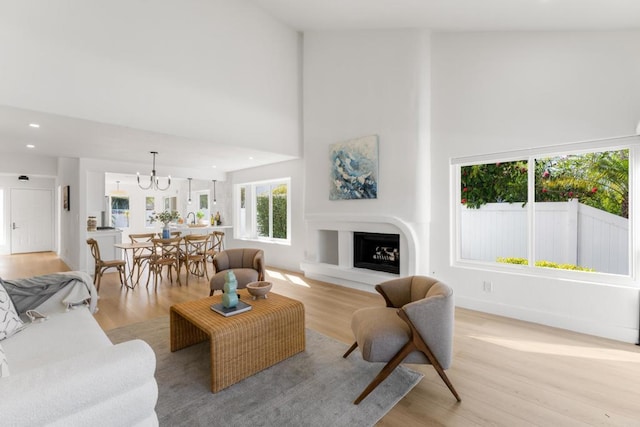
[{"xmin": 222, "ymin": 271, "xmax": 238, "ymax": 308}]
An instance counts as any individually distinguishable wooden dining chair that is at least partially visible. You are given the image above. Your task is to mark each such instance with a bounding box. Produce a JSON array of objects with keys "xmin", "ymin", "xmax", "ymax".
[
  {"xmin": 179, "ymin": 234, "xmax": 210, "ymax": 286},
  {"xmin": 128, "ymin": 233, "xmax": 156, "ymax": 286},
  {"xmin": 86, "ymin": 238, "xmax": 127, "ymax": 292},
  {"xmin": 205, "ymin": 231, "xmax": 225, "ymax": 273},
  {"xmin": 147, "ymin": 237, "xmax": 182, "ymax": 290}
]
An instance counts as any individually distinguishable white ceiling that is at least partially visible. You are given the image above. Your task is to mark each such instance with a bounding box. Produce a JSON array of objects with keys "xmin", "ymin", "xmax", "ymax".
[
  {"xmin": 252, "ymin": 0, "xmax": 640, "ymax": 31},
  {"xmin": 2, "ymin": 0, "xmax": 639, "ymax": 179},
  {"xmin": 0, "ymin": 105, "xmax": 294, "ymax": 178}
]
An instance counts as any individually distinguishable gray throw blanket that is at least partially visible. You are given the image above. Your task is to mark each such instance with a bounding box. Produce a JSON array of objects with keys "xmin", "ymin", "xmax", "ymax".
[{"xmin": 1, "ymin": 271, "xmax": 97, "ymax": 315}]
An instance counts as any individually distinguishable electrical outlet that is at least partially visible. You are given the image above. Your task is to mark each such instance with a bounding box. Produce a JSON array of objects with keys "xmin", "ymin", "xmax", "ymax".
[{"xmin": 483, "ymin": 281, "xmax": 493, "ymax": 292}]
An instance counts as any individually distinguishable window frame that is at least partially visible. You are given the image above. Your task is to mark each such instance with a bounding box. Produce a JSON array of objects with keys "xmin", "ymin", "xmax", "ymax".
[
  {"xmin": 451, "ymin": 136, "xmax": 639, "ymax": 287},
  {"xmin": 234, "ymin": 177, "xmax": 291, "ymax": 245}
]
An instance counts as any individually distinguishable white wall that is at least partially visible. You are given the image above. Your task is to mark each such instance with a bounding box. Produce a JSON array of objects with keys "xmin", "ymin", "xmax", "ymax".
[
  {"xmin": 227, "ymin": 159, "xmax": 304, "ymax": 272},
  {"xmin": 431, "ymin": 31, "xmax": 640, "ymax": 342},
  {"xmin": 0, "ymin": 0, "xmax": 301, "ymax": 157},
  {"xmin": 58, "ymin": 157, "xmax": 80, "ymax": 269},
  {"xmin": 302, "ymin": 29, "xmax": 432, "ymax": 273}
]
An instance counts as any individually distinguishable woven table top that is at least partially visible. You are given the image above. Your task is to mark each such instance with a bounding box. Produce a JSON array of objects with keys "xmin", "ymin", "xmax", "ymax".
[{"xmin": 170, "ymin": 290, "xmax": 303, "ymax": 332}]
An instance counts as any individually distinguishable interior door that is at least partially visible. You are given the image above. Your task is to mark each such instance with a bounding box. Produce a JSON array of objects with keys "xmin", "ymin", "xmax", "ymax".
[{"xmin": 10, "ymin": 188, "xmax": 54, "ymax": 254}]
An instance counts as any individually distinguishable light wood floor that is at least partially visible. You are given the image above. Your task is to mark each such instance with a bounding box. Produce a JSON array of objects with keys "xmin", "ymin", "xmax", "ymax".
[{"xmin": 3, "ymin": 252, "xmax": 640, "ymax": 426}]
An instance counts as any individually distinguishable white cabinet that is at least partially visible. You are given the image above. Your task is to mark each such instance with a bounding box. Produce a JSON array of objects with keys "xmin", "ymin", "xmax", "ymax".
[{"xmin": 86, "ymin": 230, "xmax": 122, "ymax": 276}]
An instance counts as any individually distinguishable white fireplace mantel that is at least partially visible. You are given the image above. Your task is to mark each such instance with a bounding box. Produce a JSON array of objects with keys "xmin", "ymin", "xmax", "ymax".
[{"xmin": 301, "ymin": 214, "xmax": 418, "ymax": 291}]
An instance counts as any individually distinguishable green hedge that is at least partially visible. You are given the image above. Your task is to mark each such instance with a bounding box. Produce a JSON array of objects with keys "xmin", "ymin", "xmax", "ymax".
[
  {"xmin": 256, "ymin": 193, "xmax": 287, "ymax": 239},
  {"xmin": 496, "ymin": 257, "xmax": 594, "ymax": 272}
]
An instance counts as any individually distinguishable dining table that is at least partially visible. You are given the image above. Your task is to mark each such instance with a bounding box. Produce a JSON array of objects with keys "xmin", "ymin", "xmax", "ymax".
[{"xmin": 113, "ymin": 241, "xmax": 154, "ymax": 289}]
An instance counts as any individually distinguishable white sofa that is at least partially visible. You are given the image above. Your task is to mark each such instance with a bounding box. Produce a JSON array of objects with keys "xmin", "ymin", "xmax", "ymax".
[{"xmin": 0, "ymin": 273, "xmax": 158, "ymax": 426}]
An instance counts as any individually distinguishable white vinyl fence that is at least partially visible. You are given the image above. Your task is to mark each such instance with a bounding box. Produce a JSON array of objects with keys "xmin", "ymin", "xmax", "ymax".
[{"xmin": 460, "ymin": 200, "xmax": 628, "ymax": 275}]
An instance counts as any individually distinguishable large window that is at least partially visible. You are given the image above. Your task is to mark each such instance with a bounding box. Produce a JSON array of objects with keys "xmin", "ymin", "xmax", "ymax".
[
  {"xmin": 455, "ymin": 142, "xmax": 633, "ymax": 278},
  {"xmin": 110, "ymin": 196, "xmax": 130, "ymax": 228},
  {"xmin": 236, "ymin": 178, "xmax": 290, "ymax": 243},
  {"xmin": 196, "ymin": 190, "xmax": 210, "ymax": 222}
]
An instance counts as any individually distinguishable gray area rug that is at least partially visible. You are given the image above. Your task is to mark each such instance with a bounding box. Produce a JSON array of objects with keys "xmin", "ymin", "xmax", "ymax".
[{"xmin": 107, "ymin": 316, "xmax": 423, "ymax": 427}]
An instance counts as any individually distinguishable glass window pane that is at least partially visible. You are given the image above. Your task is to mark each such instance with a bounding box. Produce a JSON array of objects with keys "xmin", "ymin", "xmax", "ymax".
[
  {"xmin": 145, "ymin": 197, "xmax": 155, "ymax": 226},
  {"xmin": 238, "ymin": 185, "xmax": 250, "ymax": 238},
  {"xmin": 199, "ymin": 194, "xmax": 208, "ymax": 210},
  {"xmin": 111, "ymin": 196, "xmax": 130, "ymax": 227},
  {"xmin": 255, "ymin": 184, "xmax": 270, "ymax": 238},
  {"xmin": 534, "ymin": 150, "xmax": 629, "ymax": 274},
  {"xmin": 272, "ymin": 183, "xmax": 287, "ymax": 239},
  {"xmin": 460, "ymin": 161, "xmax": 528, "ymax": 263}
]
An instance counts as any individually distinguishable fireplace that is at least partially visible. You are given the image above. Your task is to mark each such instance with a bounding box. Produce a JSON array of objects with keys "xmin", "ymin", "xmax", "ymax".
[{"xmin": 353, "ymin": 232, "xmax": 400, "ymax": 274}]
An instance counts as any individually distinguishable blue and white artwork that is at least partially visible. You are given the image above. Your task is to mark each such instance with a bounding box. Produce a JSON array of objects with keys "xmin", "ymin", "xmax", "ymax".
[{"xmin": 329, "ymin": 135, "xmax": 378, "ymax": 200}]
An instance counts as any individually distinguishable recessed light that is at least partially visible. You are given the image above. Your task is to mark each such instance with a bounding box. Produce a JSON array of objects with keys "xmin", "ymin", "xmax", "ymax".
[
  {"xmin": 249, "ymin": 157, "xmax": 254, "ymax": 160},
  {"xmin": 29, "ymin": 123, "xmax": 40, "ymax": 128},
  {"xmin": 26, "ymin": 144, "xmax": 35, "ymax": 149},
  {"xmin": 211, "ymin": 165, "xmax": 217, "ymax": 168}
]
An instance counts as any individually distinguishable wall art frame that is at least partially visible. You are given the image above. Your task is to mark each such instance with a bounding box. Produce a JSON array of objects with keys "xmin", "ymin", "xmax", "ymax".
[{"xmin": 329, "ymin": 135, "xmax": 378, "ymax": 200}]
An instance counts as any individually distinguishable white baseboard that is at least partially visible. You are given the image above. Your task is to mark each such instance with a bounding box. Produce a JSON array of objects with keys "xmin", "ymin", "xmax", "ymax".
[{"xmin": 456, "ymin": 295, "xmax": 638, "ymax": 344}]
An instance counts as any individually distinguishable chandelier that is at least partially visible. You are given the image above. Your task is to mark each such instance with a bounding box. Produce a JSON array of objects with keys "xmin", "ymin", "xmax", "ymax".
[{"xmin": 137, "ymin": 151, "xmax": 171, "ymax": 191}]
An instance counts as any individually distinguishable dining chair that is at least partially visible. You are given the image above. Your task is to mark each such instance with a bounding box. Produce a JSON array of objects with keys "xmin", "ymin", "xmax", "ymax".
[
  {"xmin": 86, "ymin": 238, "xmax": 127, "ymax": 292},
  {"xmin": 147, "ymin": 237, "xmax": 182, "ymax": 290},
  {"xmin": 179, "ymin": 234, "xmax": 210, "ymax": 286},
  {"xmin": 205, "ymin": 231, "xmax": 225, "ymax": 273},
  {"xmin": 128, "ymin": 232, "xmax": 156, "ymax": 286}
]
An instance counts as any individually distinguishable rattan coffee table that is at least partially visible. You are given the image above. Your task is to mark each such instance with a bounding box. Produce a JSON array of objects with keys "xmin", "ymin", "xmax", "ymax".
[{"xmin": 170, "ymin": 289, "xmax": 305, "ymax": 392}]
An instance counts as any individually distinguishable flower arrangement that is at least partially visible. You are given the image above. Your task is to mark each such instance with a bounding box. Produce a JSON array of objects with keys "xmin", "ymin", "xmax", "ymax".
[{"xmin": 150, "ymin": 210, "xmax": 181, "ymax": 225}]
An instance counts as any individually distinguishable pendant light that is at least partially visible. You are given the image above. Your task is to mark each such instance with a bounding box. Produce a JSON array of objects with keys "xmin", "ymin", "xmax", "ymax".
[
  {"xmin": 137, "ymin": 151, "xmax": 171, "ymax": 191},
  {"xmin": 212, "ymin": 179, "xmax": 217, "ymax": 205},
  {"xmin": 110, "ymin": 181, "xmax": 127, "ymax": 196},
  {"xmin": 187, "ymin": 178, "xmax": 193, "ymax": 204}
]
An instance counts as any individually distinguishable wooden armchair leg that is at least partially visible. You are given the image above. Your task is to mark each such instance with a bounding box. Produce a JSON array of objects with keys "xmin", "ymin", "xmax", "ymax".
[
  {"xmin": 343, "ymin": 342, "xmax": 358, "ymax": 358},
  {"xmin": 354, "ymin": 340, "xmax": 415, "ymax": 405}
]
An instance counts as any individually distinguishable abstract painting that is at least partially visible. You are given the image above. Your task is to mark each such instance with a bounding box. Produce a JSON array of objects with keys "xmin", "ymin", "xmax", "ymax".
[{"xmin": 329, "ymin": 135, "xmax": 378, "ymax": 200}]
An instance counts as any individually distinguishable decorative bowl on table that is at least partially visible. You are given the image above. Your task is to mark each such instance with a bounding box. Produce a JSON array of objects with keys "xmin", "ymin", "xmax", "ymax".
[{"xmin": 246, "ymin": 281, "xmax": 272, "ymax": 300}]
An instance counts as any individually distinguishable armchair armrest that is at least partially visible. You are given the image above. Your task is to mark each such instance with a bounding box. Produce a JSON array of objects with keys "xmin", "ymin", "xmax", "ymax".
[
  {"xmin": 375, "ymin": 277, "xmax": 413, "ymax": 308},
  {"xmin": 401, "ymin": 293, "xmax": 454, "ymax": 369},
  {"xmin": 253, "ymin": 251, "xmax": 265, "ymax": 281},
  {"xmin": 213, "ymin": 251, "xmax": 230, "ymax": 272}
]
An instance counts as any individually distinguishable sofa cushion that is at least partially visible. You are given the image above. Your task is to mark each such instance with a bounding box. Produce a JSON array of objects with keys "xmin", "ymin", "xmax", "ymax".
[
  {"xmin": 0, "ymin": 279, "xmax": 24, "ymax": 341},
  {"xmin": 2, "ymin": 307, "xmax": 111, "ymax": 374},
  {"xmin": 0, "ymin": 342, "xmax": 8, "ymax": 377}
]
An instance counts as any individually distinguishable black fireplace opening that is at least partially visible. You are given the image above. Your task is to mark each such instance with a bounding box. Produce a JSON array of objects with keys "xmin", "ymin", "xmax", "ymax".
[{"xmin": 354, "ymin": 232, "xmax": 400, "ymax": 274}]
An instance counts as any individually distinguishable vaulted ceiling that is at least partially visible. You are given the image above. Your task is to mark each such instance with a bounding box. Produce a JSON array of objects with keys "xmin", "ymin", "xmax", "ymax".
[{"xmin": 0, "ymin": 0, "xmax": 638, "ymax": 180}]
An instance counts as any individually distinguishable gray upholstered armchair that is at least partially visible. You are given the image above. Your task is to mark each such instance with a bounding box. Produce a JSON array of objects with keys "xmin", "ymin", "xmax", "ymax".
[
  {"xmin": 343, "ymin": 275, "xmax": 460, "ymax": 404},
  {"xmin": 209, "ymin": 248, "xmax": 265, "ymax": 296}
]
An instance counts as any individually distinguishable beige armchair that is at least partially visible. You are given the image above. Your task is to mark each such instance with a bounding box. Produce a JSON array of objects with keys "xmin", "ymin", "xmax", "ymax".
[
  {"xmin": 343, "ymin": 275, "xmax": 460, "ymax": 404},
  {"xmin": 209, "ymin": 248, "xmax": 265, "ymax": 296}
]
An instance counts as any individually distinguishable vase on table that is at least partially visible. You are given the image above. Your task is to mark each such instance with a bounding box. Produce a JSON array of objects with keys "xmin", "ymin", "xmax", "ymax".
[
  {"xmin": 162, "ymin": 222, "xmax": 170, "ymax": 239},
  {"xmin": 222, "ymin": 271, "xmax": 238, "ymax": 308}
]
